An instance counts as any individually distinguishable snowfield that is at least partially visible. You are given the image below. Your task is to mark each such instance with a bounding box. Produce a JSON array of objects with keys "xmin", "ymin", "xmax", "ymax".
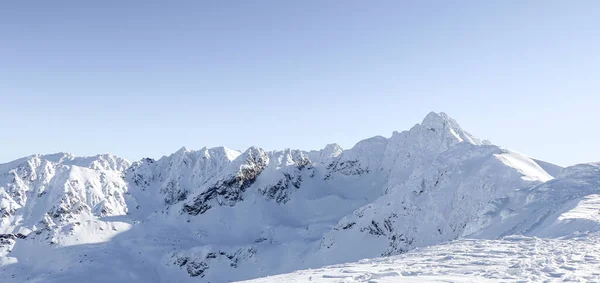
[
  {"xmin": 242, "ymin": 233, "xmax": 600, "ymax": 283},
  {"xmin": 1, "ymin": 112, "xmax": 599, "ymax": 282}
]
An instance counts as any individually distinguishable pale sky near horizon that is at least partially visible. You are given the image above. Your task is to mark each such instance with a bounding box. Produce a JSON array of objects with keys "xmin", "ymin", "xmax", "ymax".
[{"xmin": 1, "ymin": 1, "xmax": 599, "ymax": 166}]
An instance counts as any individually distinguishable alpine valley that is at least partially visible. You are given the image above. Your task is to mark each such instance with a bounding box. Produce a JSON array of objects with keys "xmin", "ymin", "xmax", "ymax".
[{"xmin": 2, "ymin": 112, "xmax": 599, "ymax": 283}]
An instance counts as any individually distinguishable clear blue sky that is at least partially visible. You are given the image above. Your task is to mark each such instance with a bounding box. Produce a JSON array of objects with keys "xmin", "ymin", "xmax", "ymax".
[{"xmin": 1, "ymin": 1, "xmax": 599, "ymax": 166}]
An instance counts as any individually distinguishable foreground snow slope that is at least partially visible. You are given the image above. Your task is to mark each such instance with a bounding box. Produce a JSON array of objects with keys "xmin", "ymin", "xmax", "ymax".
[
  {"xmin": 3, "ymin": 111, "xmax": 592, "ymax": 283},
  {"xmin": 242, "ymin": 232, "xmax": 600, "ymax": 283}
]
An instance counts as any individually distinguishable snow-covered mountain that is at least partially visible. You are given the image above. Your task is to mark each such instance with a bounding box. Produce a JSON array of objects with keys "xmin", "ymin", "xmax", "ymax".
[
  {"xmin": 3, "ymin": 112, "xmax": 598, "ymax": 283},
  {"xmin": 245, "ymin": 163, "xmax": 600, "ymax": 283}
]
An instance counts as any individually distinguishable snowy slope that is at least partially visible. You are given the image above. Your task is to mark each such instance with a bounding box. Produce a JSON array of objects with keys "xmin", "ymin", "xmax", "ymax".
[
  {"xmin": 1, "ymin": 111, "xmax": 592, "ymax": 283},
  {"xmin": 242, "ymin": 233, "xmax": 600, "ymax": 283},
  {"xmin": 532, "ymin": 158, "xmax": 563, "ymax": 178},
  {"xmin": 245, "ymin": 162, "xmax": 600, "ymax": 282},
  {"xmin": 469, "ymin": 162, "xmax": 600, "ymax": 239}
]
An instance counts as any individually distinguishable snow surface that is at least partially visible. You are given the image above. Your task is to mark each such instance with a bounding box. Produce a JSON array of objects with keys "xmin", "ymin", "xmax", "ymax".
[
  {"xmin": 242, "ymin": 233, "xmax": 600, "ymax": 282},
  {"xmin": 0, "ymin": 111, "xmax": 597, "ymax": 283}
]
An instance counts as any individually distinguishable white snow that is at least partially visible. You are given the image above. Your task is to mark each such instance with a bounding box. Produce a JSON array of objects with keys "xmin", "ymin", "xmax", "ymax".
[
  {"xmin": 494, "ymin": 151, "xmax": 554, "ymax": 182},
  {"xmin": 242, "ymin": 233, "xmax": 600, "ymax": 282}
]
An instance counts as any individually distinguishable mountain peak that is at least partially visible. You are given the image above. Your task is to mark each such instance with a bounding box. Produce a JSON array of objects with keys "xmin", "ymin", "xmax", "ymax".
[
  {"xmin": 421, "ymin": 111, "xmax": 455, "ymax": 127},
  {"xmin": 324, "ymin": 143, "xmax": 342, "ymax": 150},
  {"xmin": 176, "ymin": 146, "xmax": 191, "ymax": 154},
  {"xmin": 323, "ymin": 143, "xmax": 343, "ymax": 156},
  {"xmin": 419, "ymin": 111, "xmax": 481, "ymax": 145}
]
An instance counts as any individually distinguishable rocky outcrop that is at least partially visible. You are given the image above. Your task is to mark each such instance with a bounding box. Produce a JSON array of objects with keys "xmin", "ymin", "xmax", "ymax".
[{"xmin": 183, "ymin": 147, "xmax": 268, "ymax": 215}]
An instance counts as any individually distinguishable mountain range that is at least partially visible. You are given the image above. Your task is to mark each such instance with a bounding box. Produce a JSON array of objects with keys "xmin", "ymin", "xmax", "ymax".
[{"xmin": 2, "ymin": 112, "xmax": 598, "ymax": 283}]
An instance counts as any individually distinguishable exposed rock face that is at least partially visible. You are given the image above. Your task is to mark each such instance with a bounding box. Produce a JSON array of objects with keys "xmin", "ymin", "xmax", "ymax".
[
  {"xmin": 181, "ymin": 147, "xmax": 269, "ymax": 215},
  {"xmin": 258, "ymin": 150, "xmax": 311, "ymax": 204},
  {"xmin": 171, "ymin": 247, "xmax": 257, "ymax": 278}
]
